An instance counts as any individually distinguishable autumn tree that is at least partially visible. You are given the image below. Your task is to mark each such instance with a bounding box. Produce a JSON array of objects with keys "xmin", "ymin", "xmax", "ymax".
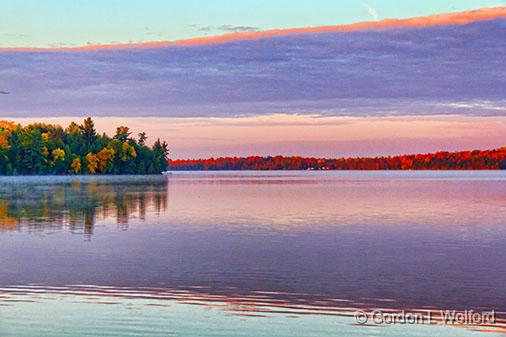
[
  {"xmin": 115, "ymin": 126, "xmax": 131, "ymax": 142},
  {"xmin": 85, "ymin": 153, "xmax": 99, "ymax": 174},
  {"xmin": 70, "ymin": 157, "xmax": 82, "ymax": 174},
  {"xmin": 82, "ymin": 117, "xmax": 97, "ymax": 146},
  {"xmin": 0, "ymin": 118, "xmax": 170, "ymax": 175}
]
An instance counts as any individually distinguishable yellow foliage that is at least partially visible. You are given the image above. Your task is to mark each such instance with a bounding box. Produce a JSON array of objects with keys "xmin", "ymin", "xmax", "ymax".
[
  {"xmin": 52, "ymin": 148, "xmax": 65, "ymax": 162},
  {"xmin": 121, "ymin": 142, "xmax": 137, "ymax": 161},
  {"xmin": 86, "ymin": 153, "xmax": 99, "ymax": 174},
  {"xmin": 71, "ymin": 157, "xmax": 82, "ymax": 174}
]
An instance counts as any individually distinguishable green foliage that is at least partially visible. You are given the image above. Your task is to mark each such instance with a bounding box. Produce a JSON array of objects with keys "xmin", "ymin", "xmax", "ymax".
[{"xmin": 0, "ymin": 118, "xmax": 169, "ymax": 175}]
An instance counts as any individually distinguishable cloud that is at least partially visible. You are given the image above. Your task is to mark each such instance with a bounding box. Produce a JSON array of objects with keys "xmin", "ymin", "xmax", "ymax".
[
  {"xmin": 198, "ymin": 25, "xmax": 259, "ymax": 33},
  {"xmin": 2, "ymin": 7, "xmax": 503, "ymax": 51},
  {"xmin": 365, "ymin": 4, "xmax": 380, "ymax": 21},
  {"xmin": 1, "ymin": 33, "xmax": 29, "ymax": 38},
  {"xmin": 0, "ymin": 17, "xmax": 504, "ymax": 118}
]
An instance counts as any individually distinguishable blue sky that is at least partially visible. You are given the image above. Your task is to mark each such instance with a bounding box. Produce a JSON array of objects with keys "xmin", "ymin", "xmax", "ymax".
[{"xmin": 0, "ymin": 0, "xmax": 504, "ymax": 47}]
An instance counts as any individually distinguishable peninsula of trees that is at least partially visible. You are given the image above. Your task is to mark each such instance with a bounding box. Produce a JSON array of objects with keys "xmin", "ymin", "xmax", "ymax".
[
  {"xmin": 0, "ymin": 118, "xmax": 169, "ymax": 175},
  {"xmin": 168, "ymin": 148, "xmax": 506, "ymax": 171}
]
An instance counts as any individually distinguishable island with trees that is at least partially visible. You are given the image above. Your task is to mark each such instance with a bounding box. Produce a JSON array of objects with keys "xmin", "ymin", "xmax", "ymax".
[
  {"xmin": 0, "ymin": 118, "xmax": 169, "ymax": 175},
  {"xmin": 168, "ymin": 148, "xmax": 506, "ymax": 171}
]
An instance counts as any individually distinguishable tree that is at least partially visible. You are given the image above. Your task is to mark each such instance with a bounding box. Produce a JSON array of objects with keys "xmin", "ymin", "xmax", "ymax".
[
  {"xmin": 82, "ymin": 117, "xmax": 97, "ymax": 145},
  {"xmin": 52, "ymin": 148, "xmax": 66, "ymax": 174},
  {"xmin": 70, "ymin": 157, "xmax": 82, "ymax": 174},
  {"xmin": 152, "ymin": 139, "xmax": 169, "ymax": 173},
  {"xmin": 18, "ymin": 128, "xmax": 47, "ymax": 174},
  {"xmin": 85, "ymin": 153, "xmax": 99, "ymax": 174},
  {"xmin": 0, "ymin": 118, "xmax": 171, "ymax": 175},
  {"xmin": 0, "ymin": 135, "xmax": 11, "ymax": 174},
  {"xmin": 115, "ymin": 126, "xmax": 131, "ymax": 142},
  {"xmin": 167, "ymin": 149, "xmax": 506, "ymax": 171},
  {"xmin": 138, "ymin": 132, "xmax": 147, "ymax": 146},
  {"xmin": 66, "ymin": 122, "xmax": 81, "ymax": 134},
  {"xmin": 97, "ymin": 147, "xmax": 115, "ymax": 173}
]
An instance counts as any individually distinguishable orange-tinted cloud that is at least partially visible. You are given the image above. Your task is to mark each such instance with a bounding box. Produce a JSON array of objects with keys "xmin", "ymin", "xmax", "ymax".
[{"xmin": 0, "ymin": 7, "xmax": 504, "ymax": 52}]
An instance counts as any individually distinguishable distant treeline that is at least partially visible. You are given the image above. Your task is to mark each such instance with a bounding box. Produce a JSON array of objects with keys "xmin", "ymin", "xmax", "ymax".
[
  {"xmin": 0, "ymin": 118, "xmax": 169, "ymax": 175},
  {"xmin": 169, "ymin": 148, "xmax": 506, "ymax": 171}
]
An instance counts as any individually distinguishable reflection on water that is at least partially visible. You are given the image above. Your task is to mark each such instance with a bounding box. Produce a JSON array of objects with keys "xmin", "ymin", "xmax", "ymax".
[
  {"xmin": 0, "ymin": 172, "xmax": 506, "ymax": 336},
  {"xmin": 0, "ymin": 176, "xmax": 168, "ymax": 237},
  {"xmin": 0, "ymin": 285, "xmax": 504, "ymax": 336}
]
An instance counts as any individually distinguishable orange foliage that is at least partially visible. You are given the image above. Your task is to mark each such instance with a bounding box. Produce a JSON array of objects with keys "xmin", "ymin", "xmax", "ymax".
[
  {"xmin": 0, "ymin": 120, "xmax": 18, "ymax": 131},
  {"xmin": 97, "ymin": 147, "xmax": 115, "ymax": 172},
  {"xmin": 86, "ymin": 153, "xmax": 99, "ymax": 174}
]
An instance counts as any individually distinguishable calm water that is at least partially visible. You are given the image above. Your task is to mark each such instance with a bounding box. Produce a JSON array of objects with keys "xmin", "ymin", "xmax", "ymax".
[{"xmin": 0, "ymin": 172, "xmax": 505, "ymax": 336}]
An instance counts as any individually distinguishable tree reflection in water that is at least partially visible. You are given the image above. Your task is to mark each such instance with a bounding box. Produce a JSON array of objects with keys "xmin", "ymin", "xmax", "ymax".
[{"xmin": 0, "ymin": 176, "xmax": 168, "ymax": 237}]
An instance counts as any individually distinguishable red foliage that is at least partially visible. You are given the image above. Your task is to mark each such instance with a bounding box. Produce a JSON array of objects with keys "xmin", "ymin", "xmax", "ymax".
[{"xmin": 168, "ymin": 148, "xmax": 506, "ymax": 171}]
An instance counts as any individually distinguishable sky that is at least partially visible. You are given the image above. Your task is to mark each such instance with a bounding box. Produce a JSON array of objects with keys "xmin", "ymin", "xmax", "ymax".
[
  {"xmin": 1, "ymin": 2, "xmax": 506, "ymax": 158},
  {"xmin": 0, "ymin": 0, "xmax": 505, "ymax": 48}
]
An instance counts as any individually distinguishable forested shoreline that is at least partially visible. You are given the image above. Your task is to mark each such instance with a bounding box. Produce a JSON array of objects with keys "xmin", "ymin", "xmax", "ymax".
[
  {"xmin": 0, "ymin": 118, "xmax": 169, "ymax": 175},
  {"xmin": 3, "ymin": 117, "xmax": 506, "ymax": 174},
  {"xmin": 168, "ymin": 148, "xmax": 506, "ymax": 171}
]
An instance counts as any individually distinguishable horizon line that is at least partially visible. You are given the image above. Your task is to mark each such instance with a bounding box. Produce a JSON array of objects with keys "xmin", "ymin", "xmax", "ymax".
[
  {"xmin": 168, "ymin": 145, "xmax": 506, "ymax": 162},
  {"xmin": 0, "ymin": 6, "xmax": 505, "ymax": 53}
]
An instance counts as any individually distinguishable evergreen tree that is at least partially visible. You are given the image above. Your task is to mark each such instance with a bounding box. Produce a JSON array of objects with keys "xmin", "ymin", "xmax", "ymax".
[{"xmin": 0, "ymin": 118, "xmax": 170, "ymax": 175}]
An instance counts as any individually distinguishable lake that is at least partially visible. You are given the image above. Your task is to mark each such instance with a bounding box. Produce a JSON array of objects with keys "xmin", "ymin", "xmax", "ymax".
[{"xmin": 0, "ymin": 172, "xmax": 505, "ymax": 336}]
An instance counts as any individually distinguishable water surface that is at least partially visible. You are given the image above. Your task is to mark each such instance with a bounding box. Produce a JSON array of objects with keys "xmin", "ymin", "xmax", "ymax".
[{"xmin": 0, "ymin": 172, "xmax": 505, "ymax": 336}]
